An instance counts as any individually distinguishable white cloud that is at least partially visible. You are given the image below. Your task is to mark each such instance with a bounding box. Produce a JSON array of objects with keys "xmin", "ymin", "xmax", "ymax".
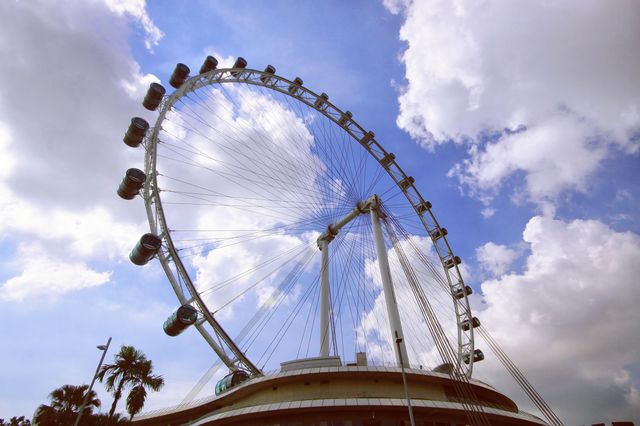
[
  {"xmin": 0, "ymin": 0, "xmax": 160, "ymax": 210},
  {"xmin": 475, "ymin": 242, "xmax": 518, "ymax": 276},
  {"xmin": 381, "ymin": 0, "xmax": 405, "ymax": 15},
  {"xmin": 449, "ymin": 113, "xmax": 607, "ymax": 203},
  {"xmin": 191, "ymin": 219, "xmax": 306, "ymax": 320},
  {"xmin": 0, "ymin": 123, "xmax": 15, "ymax": 180},
  {"xmin": 120, "ymin": 61, "xmax": 160, "ymax": 100},
  {"xmin": 104, "ymin": 0, "xmax": 164, "ymax": 50},
  {"xmin": 0, "ymin": 0, "xmax": 162, "ymax": 302},
  {"xmin": 0, "ymin": 197, "xmax": 143, "ymax": 260},
  {"xmin": 387, "ymin": 0, "xmax": 640, "ymax": 204},
  {"xmin": 480, "ymin": 207, "xmax": 495, "ymax": 219},
  {"xmin": 0, "ymin": 245, "xmax": 111, "ymax": 302},
  {"xmin": 473, "ymin": 215, "xmax": 640, "ymax": 423}
]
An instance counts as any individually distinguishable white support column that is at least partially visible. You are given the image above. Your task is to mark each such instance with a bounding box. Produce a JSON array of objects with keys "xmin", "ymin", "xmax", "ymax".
[
  {"xmin": 370, "ymin": 205, "xmax": 410, "ymax": 367},
  {"xmin": 319, "ymin": 238, "xmax": 330, "ymax": 357}
]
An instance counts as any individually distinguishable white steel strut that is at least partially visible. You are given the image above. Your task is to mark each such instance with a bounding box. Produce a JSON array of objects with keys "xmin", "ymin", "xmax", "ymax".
[{"xmin": 317, "ymin": 195, "xmax": 410, "ymax": 367}]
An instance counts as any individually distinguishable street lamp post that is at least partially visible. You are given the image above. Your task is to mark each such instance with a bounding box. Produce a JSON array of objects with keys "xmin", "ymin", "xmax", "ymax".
[
  {"xmin": 395, "ymin": 331, "xmax": 416, "ymax": 426},
  {"xmin": 74, "ymin": 337, "xmax": 112, "ymax": 426}
]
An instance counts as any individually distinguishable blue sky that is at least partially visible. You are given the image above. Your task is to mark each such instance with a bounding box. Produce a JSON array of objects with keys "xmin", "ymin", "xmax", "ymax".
[{"xmin": 0, "ymin": 0, "xmax": 638, "ymax": 424}]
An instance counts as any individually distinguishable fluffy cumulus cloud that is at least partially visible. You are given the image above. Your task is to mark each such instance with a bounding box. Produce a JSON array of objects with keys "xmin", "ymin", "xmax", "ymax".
[
  {"xmin": 387, "ymin": 0, "xmax": 640, "ymax": 204},
  {"xmin": 0, "ymin": 0, "xmax": 159, "ymax": 210},
  {"xmin": 0, "ymin": 198, "xmax": 141, "ymax": 302},
  {"xmin": 104, "ymin": 0, "xmax": 164, "ymax": 50},
  {"xmin": 475, "ymin": 242, "xmax": 518, "ymax": 276},
  {"xmin": 384, "ymin": 2, "xmax": 640, "ymax": 421},
  {"xmin": 0, "ymin": 0, "xmax": 161, "ymax": 300},
  {"xmin": 473, "ymin": 216, "xmax": 640, "ymax": 423},
  {"xmin": 0, "ymin": 245, "xmax": 111, "ymax": 302},
  {"xmin": 0, "ymin": 199, "xmax": 143, "ymax": 260}
]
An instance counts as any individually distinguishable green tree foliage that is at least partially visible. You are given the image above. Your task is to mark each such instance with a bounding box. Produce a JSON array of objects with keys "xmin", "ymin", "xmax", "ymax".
[
  {"xmin": 97, "ymin": 345, "xmax": 164, "ymax": 419},
  {"xmin": 33, "ymin": 384, "xmax": 100, "ymax": 425}
]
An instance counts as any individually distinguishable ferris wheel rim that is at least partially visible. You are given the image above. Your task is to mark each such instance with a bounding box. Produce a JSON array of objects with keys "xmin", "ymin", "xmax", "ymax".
[{"xmin": 141, "ymin": 64, "xmax": 477, "ymax": 378}]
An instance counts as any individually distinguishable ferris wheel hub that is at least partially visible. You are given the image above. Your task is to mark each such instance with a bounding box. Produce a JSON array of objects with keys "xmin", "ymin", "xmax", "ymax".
[{"xmin": 317, "ymin": 194, "xmax": 380, "ymax": 247}]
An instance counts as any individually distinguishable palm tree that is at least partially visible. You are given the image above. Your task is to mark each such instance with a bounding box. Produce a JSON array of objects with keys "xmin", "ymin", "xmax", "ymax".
[
  {"xmin": 97, "ymin": 345, "xmax": 164, "ymax": 419},
  {"xmin": 0, "ymin": 417, "xmax": 31, "ymax": 426},
  {"xmin": 88, "ymin": 413, "xmax": 130, "ymax": 425},
  {"xmin": 33, "ymin": 384, "xmax": 100, "ymax": 425}
]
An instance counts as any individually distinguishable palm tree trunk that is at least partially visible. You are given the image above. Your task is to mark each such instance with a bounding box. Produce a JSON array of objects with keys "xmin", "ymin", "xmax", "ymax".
[{"xmin": 109, "ymin": 382, "xmax": 124, "ymax": 418}]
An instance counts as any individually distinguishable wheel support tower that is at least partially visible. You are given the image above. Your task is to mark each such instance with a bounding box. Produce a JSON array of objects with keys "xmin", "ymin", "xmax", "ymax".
[{"xmin": 318, "ymin": 195, "xmax": 409, "ymax": 367}]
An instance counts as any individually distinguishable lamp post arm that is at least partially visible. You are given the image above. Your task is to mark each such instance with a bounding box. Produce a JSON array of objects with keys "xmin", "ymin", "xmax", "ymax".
[
  {"xmin": 396, "ymin": 332, "xmax": 416, "ymax": 426},
  {"xmin": 74, "ymin": 337, "xmax": 112, "ymax": 426}
]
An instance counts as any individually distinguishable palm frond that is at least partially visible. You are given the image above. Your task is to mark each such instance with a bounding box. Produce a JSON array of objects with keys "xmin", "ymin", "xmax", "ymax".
[{"xmin": 125, "ymin": 385, "xmax": 147, "ymax": 419}]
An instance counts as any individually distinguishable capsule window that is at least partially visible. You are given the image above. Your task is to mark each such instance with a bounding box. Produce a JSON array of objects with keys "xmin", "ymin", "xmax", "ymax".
[
  {"xmin": 288, "ymin": 77, "xmax": 303, "ymax": 96},
  {"xmin": 163, "ymin": 305, "xmax": 198, "ymax": 336},
  {"xmin": 314, "ymin": 93, "xmax": 329, "ymax": 110},
  {"xmin": 230, "ymin": 57, "xmax": 247, "ymax": 77},
  {"xmin": 215, "ymin": 370, "xmax": 250, "ymax": 395},
  {"xmin": 444, "ymin": 255, "xmax": 461, "ymax": 269},
  {"xmin": 463, "ymin": 349, "xmax": 485, "ymax": 364},
  {"xmin": 169, "ymin": 63, "xmax": 190, "ymax": 89},
  {"xmin": 337, "ymin": 111, "xmax": 353, "ymax": 126},
  {"xmin": 142, "ymin": 83, "xmax": 166, "ymax": 111},
  {"xmin": 454, "ymin": 285, "xmax": 473, "ymax": 299},
  {"xmin": 117, "ymin": 168, "xmax": 146, "ymax": 200},
  {"xmin": 260, "ymin": 65, "xmax": 276, "ymax": 83},
  {"xmin": 417, "ymin": 201, "xmax": 432, "ymax": 214},
  {"xmin": 398, "ymin": 176, "xmax": 415, "ymax": 190},
  {"xmin": 430, "ymin": 227, "xmax": 448, "ymax": 241},
  {"xmin": 199, "ymin": 56, "xmax": 218, "ymax": 74},
  {"xmin": 360, "ymin": 131, "xmax": 375, "ymax": 146},
  {"xmin": 461, "ymin": 317, "xmax": 481, "ymax": 331},
  {"xmin": 380, "ymin": 153, "xmax": 396, "ymax": 169},
  {"xmin": 123, "ymin": 117, "xmax": 150, "ymax": 148},
  {"xmin": 129, "ymin": 233, "xmax": 162, "ymax": 266}
]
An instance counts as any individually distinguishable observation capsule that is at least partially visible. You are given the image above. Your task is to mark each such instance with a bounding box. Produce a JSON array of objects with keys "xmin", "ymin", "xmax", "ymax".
[
  {"xmin": 454, "ymin": 285, "xmax": 473, "ymax": 300},
  {"xmin": 398, "ymin": 176, "xmax": 415, "ymax": 190},
  {"xmin": 288, "ymin": 77, "xmax": 303, "ymax": 95},
  {"xmin": 360, "ymin": 131, "xmax": 375, "ymax": 146},
  {"xmin": 430, "ymin": 227, "xmax": 448, "ymax": 241},
  {"xmin": 260, "ymin": 65, "xmax": 276, "ymax": 83},
  {"xmin": 142, "ymin": 82, "xmax": 166, "ymax": 111},
  {"xmin": 123, "ymin": 117, "xmax": 149, "ymax": 148},
  {"xmin": 463, "ymin": 349, "xmax": 485, "ymax": 364},
  {"xmin": 461, "ymin": 316, "xmax": 481, "ymax": 331},
  {"xmin": 169, "ymin": 63, "xmax": 190, "ymax": 88},
  {"xmin": 417, "ymin": 200, "xmax": 432, "ymax": 214},
  {"xmin": 215, "ymin": 370, "xmax": 251, "ymax": 395},
  {"xmin": 130, "ymin": 233, "xmax": 162, "ymax": 265},
  {"xmin": 230, "ymin": 57, "xmax": 247, "ymax": 77},
  {"xmin": 117, "ymin": 168, "xmax": 146, "ymax": 200},
  {"xmin": 444, "ymin": 255, "xmax": 461, "ymax": 269},
  {"xmin": 337, "ymin": 111, "xmax": 353, "ymax": 126},
  {"xmin": 163, "ymin": 305, "xmax": 199, "ymax": 336},
  {"xmin": 380, "ymin": 152, "xmax": 396, "ymax": 169},
  {"xmin": 199, "ymin": 55, "xmax": 218, "ymax": 74},
  {"xmin": 314, "ymin": 93, "xmax": 329, "ymax": 109}
]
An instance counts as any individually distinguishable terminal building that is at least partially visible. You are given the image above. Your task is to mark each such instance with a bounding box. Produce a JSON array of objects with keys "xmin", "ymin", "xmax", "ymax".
[{"xmin": 134, "ymin": 355, "xmax": 546, "ymax": 426}]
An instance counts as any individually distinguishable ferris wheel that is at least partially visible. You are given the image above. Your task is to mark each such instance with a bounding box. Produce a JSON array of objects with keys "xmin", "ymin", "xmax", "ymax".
[{"xmin": 117, "ymin": 56, "xmax": 483, "ymax": 382}]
